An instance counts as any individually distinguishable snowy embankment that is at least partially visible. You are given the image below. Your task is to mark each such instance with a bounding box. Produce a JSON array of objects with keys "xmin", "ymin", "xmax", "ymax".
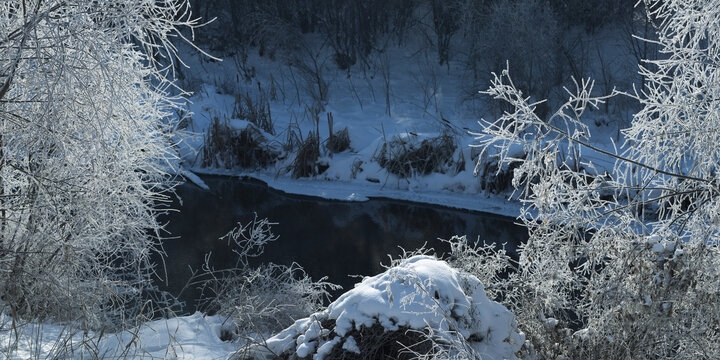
[
  {"xmin": 173, "ymin": 31, "xmax": 628, "ymax": 217},
  {"xmin": 191, "ymin": 167, "xmax": 524, "ymax": 217},
  {"xmin": 1, "ymin": 256, "xmax": 523, "ymax": 359}
]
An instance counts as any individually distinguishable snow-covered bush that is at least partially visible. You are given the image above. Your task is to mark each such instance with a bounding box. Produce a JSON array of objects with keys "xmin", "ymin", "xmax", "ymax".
[
  {"xmin": 440, "ymin": 236, "xmax": 516, "ymax": 303},
  {"xmin": 251, "ymin": 255, "xmax": 524, "ymax": 360},
  {"xmin": 474, "ymin": 0, "xmax": 720, "ymax": 358},
  {"xmin": 0, "ymin": 0, "xmax": 201, "ymax": 330}
]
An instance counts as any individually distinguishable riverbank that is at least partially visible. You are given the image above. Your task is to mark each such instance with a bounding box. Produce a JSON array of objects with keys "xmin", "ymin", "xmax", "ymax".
[
  {"xmin": 184, "ymin": 166, "xmax": 524, "ymax": 218},
  {"xmin": 173, "ymin": 22, "xmax": 627, "ymax": 220}
]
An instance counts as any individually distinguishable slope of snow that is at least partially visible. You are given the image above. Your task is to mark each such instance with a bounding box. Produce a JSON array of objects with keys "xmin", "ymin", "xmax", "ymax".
[
  {"xmin": 173, "ymin": 24, "xmax": 635, "ymax": 216},
  {"xmin": 190, "ymin": 166, "xmax": 524, "ymax": 217}
]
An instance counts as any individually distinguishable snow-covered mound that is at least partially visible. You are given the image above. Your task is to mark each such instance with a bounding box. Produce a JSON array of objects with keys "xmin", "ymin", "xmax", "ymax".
[{"xmin": 253, "ymin": 255, "xmax": 524, "ymax": 359}]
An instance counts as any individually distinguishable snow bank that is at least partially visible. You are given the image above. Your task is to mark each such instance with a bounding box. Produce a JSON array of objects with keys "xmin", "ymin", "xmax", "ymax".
[
  {"xmin": 101, "ymin": 312, "xmax": 234, "ymax": 359},
  {"xmin": 255, "ymin": 255, "xmax": 524, "ymax": 359},
  {"xmin": 190, "ymin": 167, "xmax": 524, "ymax": 217}
]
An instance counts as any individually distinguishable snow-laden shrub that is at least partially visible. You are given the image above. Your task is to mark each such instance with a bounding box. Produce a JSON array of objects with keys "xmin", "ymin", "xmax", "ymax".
[
  {"xmin": 441, "ymin": 236, "xmax": 516, "ymax": 303},
  {"xmin": 250, "ymin": 255, "xmax": 524, "ymax": 360},
  {"xmin": 473, "ymin": 0, "xmax": 720, "ymax": 358},
  {"xmin": 375, "ymin": 132, "xmax": 464, "ymax": 179},
  {"xmin": 204, "ymin": 263, "xmax": 337, "ymax": 337}
]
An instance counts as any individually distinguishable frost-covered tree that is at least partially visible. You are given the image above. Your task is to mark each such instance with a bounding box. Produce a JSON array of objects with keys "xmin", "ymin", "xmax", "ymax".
[
  {"xmin": 0, "ymin": 0, "xmax": 201, "ymax": 329},
  {"xmin": 475, "ymin": 0, "xmax": 720, "ymax": 358}
]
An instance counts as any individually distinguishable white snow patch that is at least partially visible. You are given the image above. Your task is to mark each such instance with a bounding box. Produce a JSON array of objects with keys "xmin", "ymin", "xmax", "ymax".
[
  {"xmin": 0, "ymin": 312, "xmax": 236, "ymax": 359},
  {"xmin": 179, "ymin": 167, "xmax": 210, "ymax": 190},
  {"xmin": 341, "ymin": 335, "xmax": 360, "ymax": 354}
]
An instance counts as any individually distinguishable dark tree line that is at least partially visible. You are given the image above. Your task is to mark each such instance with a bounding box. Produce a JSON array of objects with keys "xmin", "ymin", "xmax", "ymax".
[
  {"xmin": 189, "ymin": 0, "xmax": 638, "ymax": 67},
  {"xmin": 186, "ymin": 0, "xmax": 656, "ymax": 122}
]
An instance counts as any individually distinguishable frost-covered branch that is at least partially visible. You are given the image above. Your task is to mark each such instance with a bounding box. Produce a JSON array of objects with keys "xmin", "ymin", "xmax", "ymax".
[
  {"xmin": 473, "ymin": 0, "xmax": 720, "ymax": 358},
  {"xmin": 221, "ymin": 214, "xmax": 279, "ymax": 268},
  {"xmin": 0, "ymin": 0, "xmax": 204, "ymax": 334},
  {"xmin": 197, "ymin": 217, "xmax": 338, "ymax": 342}
]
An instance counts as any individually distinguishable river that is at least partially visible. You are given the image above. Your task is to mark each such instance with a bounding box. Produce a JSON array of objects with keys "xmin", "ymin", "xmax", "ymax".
[{"xmin": 158, "ymin": 175, "xmax": 527, "ymax": 311}]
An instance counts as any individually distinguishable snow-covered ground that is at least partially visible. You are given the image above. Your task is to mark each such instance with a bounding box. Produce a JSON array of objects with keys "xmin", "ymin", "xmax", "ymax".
[
  {"xmin": 1, "ymin": 256, "xmax": 523, "ymax": 360},
  {"xmin": 174, "ymin": 25, "xmax": 636, "ymax": 217},
  {"xmin": 0, "ymin": 312, "xmax": 235, "ymax": 359}
]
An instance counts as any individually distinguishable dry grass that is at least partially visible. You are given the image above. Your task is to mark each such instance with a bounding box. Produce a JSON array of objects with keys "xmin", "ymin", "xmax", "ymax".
[
  {"xmin": 255, "ymin": 320, "xmax": 433, "ymax": 360},
  {"xmin": 200, "ymin": 263, "xmax": 334, "ymax": 337},
  {"xmin": 375, "ymin": 132, "xmax": 463, "ymax": 178},
  {"xmin": 476, "ymin": 156, "xmax": 523, "ymax": 194},
  {"xmin": 232, "ymin": 90, "xmax": 275, "ymax": 135},
  {"xmin": 319, "ymin": 322, "xmax": 433, "ymax": 360},
  {"xmin": 327, "ymin": 127, "xmax": 351, "ymax": 154},
  {"xmin": 291, "ymin": 132, "xmax": 321, "ymax": 178},
  {"xmin": 201, "ymin": 117, "xmax": 278, "ymax": 169}
]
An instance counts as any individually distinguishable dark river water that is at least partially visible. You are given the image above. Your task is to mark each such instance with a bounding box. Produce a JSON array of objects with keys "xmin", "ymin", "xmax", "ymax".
[{"xmin": 157, "ymin": 175, "xmax": 527, "ymax": 311}]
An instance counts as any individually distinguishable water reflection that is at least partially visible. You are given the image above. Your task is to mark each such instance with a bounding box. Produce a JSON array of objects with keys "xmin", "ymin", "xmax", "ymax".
[{"xmin": 158, "ymin": 175, "xmax": 527, "ymax": 311}]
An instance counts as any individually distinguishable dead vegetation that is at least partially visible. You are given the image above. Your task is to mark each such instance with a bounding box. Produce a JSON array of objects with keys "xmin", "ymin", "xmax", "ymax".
[
  {"xmin": 196, "ymin": 217, "xmax": 338, "ymax": 347},
  {"xmin": 201, "ymin": 263, "xmax": 333, "ymax": 337},
  {"xmin": 327, "ymin": 127, "xmax": 350, "ymax": 154},
  {"xmin": 320, "ymin": 323, "xmax": 433, "ymax": 360},
  {"xmin": 232, "ymin": 85, "xmax": 275, "ymax": 135},
  {"xmin": 325, "ymin": 112, "xmax": 351, "ymax": 154},
  {"xmin": 475, "ymin": 156, "xmax": 523, "ymax": 194},
  {"xmin": 291, "ymin": 131, "xmax": 322, "ymax": 178},
  {"xmin": 375, "ymin": 132, "xmax": 464, "ymax": 178},
  {"xmin": 201, "ymin": 117, "xmax": 279, "ymax": 169}
]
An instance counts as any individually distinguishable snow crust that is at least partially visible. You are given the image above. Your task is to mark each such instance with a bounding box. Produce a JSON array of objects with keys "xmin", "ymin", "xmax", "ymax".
[{"xmin": 258, "ymin": 255, "xmax": 524, "ymax": 359}]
